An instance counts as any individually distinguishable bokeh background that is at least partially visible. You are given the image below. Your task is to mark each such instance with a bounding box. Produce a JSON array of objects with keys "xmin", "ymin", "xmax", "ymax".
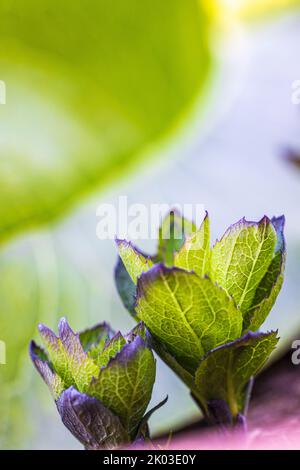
[{"xmin": 0, "ymin": 0, "xmax": 300, "ymax": 449}]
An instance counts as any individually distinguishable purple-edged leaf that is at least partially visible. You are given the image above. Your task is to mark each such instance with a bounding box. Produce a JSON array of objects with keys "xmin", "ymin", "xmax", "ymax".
[
  {"xmin": 243, "ymin": 216, "xmax": 286, "ymax": 331},
  {"xmin": 96, "ymin": 323, "xmax": 150, "ymax": 370},
  {"xmin": 38, "ymin": 323, "xmax": 74, "ymax": 388},
  {"xmin": 156, "ymin": 210, "xmax": 196, "ymax": 266},
  {"xmin": 195, "ymin": 331, "xmax": 279, "ymax": 416},
  {"xmin": 39, "ymin": 318, "xmax": 99, "ymax": 392},
  {"xmin": 87, "ymin": 335, "xmax": 156, "ymax": 438},
  {"xmin": 125, "ymin": 321, "xmax": 148, "ymax": 343},
  {"xmin": 79, "ymin": 322, "xmax": 114, "ymax": 354},
  {"xmin": 211, "ymin": 216, "xmax": 277, "ymax": 316},
  {"xmin": 136, "ymin": 265, "xmax": 242, "ymax": 374},
  {"xmin": 272, "ymin": 216, "xmax": 285, "ymax": 254},
  {"xmin": 57, "ymin": 386, "xmax": 129, "ymax": 450},
  {"xmin": 97, "ymin": 332, "xmax": 126, "ymax": 368},
  {"xmin": 116, "ymin": 239, "xmax": 153, "ymax": 284},
  {"xmin": 206, "ymin": 399, "xmax": 233, "ymax": 427},
  {"xmin": 115, "ymin": 256, "xmax": 137, "ymax": 317},
  {"xmin": 174, "ymin": 212, "xmax": 210, "ymax": 277},
  {"xmin": 29, "ymin": 341, "xmax": 65, "ymax": 400}
]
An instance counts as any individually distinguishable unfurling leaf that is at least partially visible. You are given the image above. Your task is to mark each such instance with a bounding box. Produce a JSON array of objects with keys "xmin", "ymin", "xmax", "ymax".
[
  {"xmin": 174, "ymin": 212, "xmax": 210, "ymax": 276},
  {"xmin": 116, "ymin": 240, "xmax": 153, "ymax": 284},
  {"xmin": 38, "ymin": 318, "xmax": 99, "ymax": 392},
  {"xmin": 88, "ymin": 334, "xmax": 156, "ymax": 438},
  {"xmin": 30, "ymin": 319, "xmax": 161, "ymax": 449},
  {"xmin": 115, "ymin": 211, "xmax": 286, "ymax": 425}
]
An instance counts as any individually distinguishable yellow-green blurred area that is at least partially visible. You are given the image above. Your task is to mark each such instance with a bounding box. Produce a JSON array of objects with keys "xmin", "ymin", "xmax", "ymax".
[
  {"xmin": 0, "ymin": 0, "xmax": 300, "ymax": 449},
  {"xmin": 0, "ymin": 0, "xmax": 211, "ymax": 242},
  {"xmin": 208, "ymin": 0, "xmax": 300, "ymax": 22}
]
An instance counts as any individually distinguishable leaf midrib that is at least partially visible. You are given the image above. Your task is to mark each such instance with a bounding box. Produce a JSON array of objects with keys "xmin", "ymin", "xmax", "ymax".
[{"xmin": 161, "ymin": 271, "xmax": 203, "ymax": 356}]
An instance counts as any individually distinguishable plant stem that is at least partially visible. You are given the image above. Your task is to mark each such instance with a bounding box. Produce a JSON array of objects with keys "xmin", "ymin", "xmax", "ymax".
[{"xmin": 227, "ymin": 353, "xmax": 239, "ymax": 419}]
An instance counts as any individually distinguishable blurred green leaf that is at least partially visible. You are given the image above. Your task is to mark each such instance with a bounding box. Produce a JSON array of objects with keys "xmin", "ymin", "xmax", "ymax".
[
  {"xmin": 0, "ymin": 235, "xmax": 105, "ymax": 448},
  {"xmin": 0, "ymin": 0, "xmax": 211, "ymax": 244},
  {"xmin": 0, "ymin": 246, "xmax": 42, "ymax": 447}
]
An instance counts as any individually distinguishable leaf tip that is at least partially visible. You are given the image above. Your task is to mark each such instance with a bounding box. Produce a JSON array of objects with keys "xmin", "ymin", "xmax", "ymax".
[
  {"xmin": 29, "ymin": 340, "xmax": 39, "ymax": 362},
  {"xmin": 58, "ymin": 316, "xmax": 75, "ymax": 341},
  {"xmin": 38, "ymin": 323, "xmax": 57, "ymax": 341},
  {"xmin": 258, "ymin": 215, "xmax": 271, "ymax": 226}
]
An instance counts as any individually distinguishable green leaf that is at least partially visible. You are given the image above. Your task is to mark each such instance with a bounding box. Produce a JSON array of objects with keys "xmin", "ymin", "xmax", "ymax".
[
  {"xmin": 79, "ymin": 323, "xmax": 112, "ymax": 353},
  {"xmin": 195, "ymin": 331, "xmax": 278, "ymax": 416},
  {"xmin": 97, "ymin": 332, "xmax": 126, "ymax": 368},
  {"xmin": 149, "ymin": 336, "xmax": 196, "ymax": 391},
  {"xmin": 79, "ymin": 323, "xmax": 114, "ymax": 363},
  {"xmin": 125, "ymin": 322, "xmax": 148, "ymax": 342},
  {"xmin": 243, "ymin": 216, "xmax": 286, "ymax": 331},
  {"xmin": 136, "ymin": 265, "xmax": 243, "ymax": 374},
  {"xmin": 39, "ymin": 318, "xmax": 99, "ymax": 393},
  {"xmin": 115, "ymin": 258, "xmax": 199, "ymax": 388},
  {"xmin": 115, "ymin": 257, "xmax": 137, "ymax": 317},
  {"xmin": 211, "ymin": 216, "xmax": 277, "ymax": 316},
  {"xmin": 246, "ymin": 267, "xmax": 284, "ymax": 332},
  {"xmin": 174, "ymin": 212, "xmax": 210, "ymax": 276},
  {"xmin": 116, "ymin": 240, "xmax": 153, "ymax": 284},
  {"xmin": 157, "ymin": 210, "xmax": 197, "ymax": 266},
  {"xmin": 88, "ymin": 335, "xmax": 156, "ymax": 438},
  {"xmin": 30, "ymin": 341, "xmax": 65, "ymax": 400},
  {"xmin": 0, "ymin": 0, "xmax": 211, "ymax": 244}
]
